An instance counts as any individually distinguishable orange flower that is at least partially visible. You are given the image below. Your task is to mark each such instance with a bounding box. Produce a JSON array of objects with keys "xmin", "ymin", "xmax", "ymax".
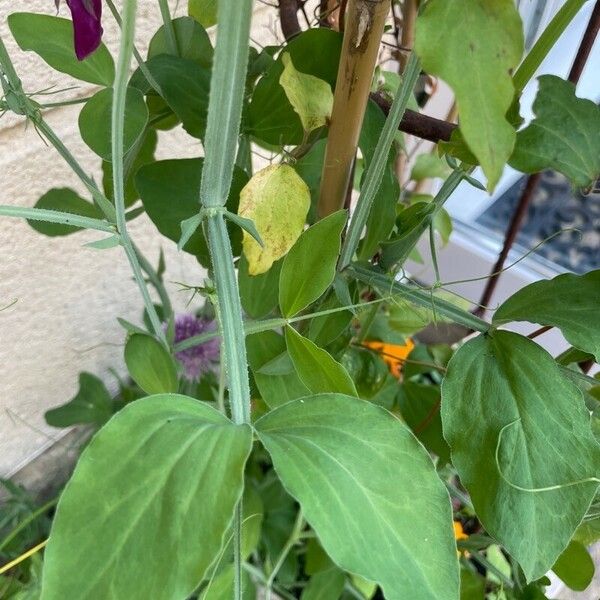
[
  {"xmin": 362, "ymin": 339, "xmax": 415, "ymax": 379},
  {"xmin": 453, "ymin": 521, "xmax": 468, "ymax": 541}
]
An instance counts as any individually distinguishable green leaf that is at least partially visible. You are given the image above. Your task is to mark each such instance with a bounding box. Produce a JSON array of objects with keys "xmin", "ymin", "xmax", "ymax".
[
  {"xmin": 294, "ymin": 138, "xmax": 327, "ymax": 223},
  {"xmin": 140, "ymin": 55, "xmax": 211, "ymax": 139},
  {"xmin": 238, "ymin": 164, "xmax": 310, "ymax": 275},
  {"xmin": 8, "ymin": 13, "xmax": 114, "ymax": 86},
  {"xmin": 441, "ymin": 330, "xmax": 600, "ymax": 581},
  {"xmin": 45, "ymin": 373, "xmax": 112, "ymax": 428},
  {"xmin": 41, "ymin": 396, "xmax": 252, "ymax": 600},
  {"xmin": 279, "ymin": 210, "xmax": 347, "ymax": 317},
  {"xmin": 102, "ymin": 129, "xmax": 158, "ymax": 208},
  {"xmin": 398, "ymin": 382, "xmax": 450, "ymax": 464},
  {"xmin": 301, "ymin": 567, "xmax": 346, "ymax": 600},
  {"xmin": 509, "ymin": 75, "xmax": 600, "ymax": 189},
  {"xmin": 286, "ymin": 326, "xmax": 357, "ymax": 396},
  {"xmin": 411, "ymin": 154, "xmax": 451, "ymax": 182},
  {"xmin": 149, "ymin": 16, "xmax": 213, "ymax": 69},
  {"xmin": 255, "ymin": 394, "xmax": 460, "ymax": 599},
  {"xmin": 415, "ymin": 0, "xmax": 523, "ymax": 190},
  {"xmin": 246, "ymin": 331, "xmax": 310, "ymax": 409},
  {"xmin": 280, "ymin": 53, "xmax": 333, "ymax": 134},
  {"xmin": 135, "ymin": 158, "xmax": 248, "ymax": 263},
  {"xmin": 189, "ymin": 0, "xmax": 219, "ymax": 28},
  {"xmin": 238, "ymin": 255, "xmax": 281, "ymax": 319},
  {"xmin": 79, "ymin": 87, "xmax": 148, "ymax": 161},
  {"xmin": 124, "ymin": 334, "xmax": 178, "ymax": 395},
  {"xmin": 27, "ymin": 188, "xmax": 102, "ymax": 236},
  {"xmin": 356, "ymin": 101, "xmax": 401, "ymax": 261},
  {"xmin": 248, "ymin": 29, "xmax": 343, "ymax": 145},
  {"xmin": 493, "ymin": 270, "xmax": 600, "ymax": 362},
  {"xmin": 380, "ymin": 202, "xmax": 436, "ymax": 270},
  {"xmin": 460, "ymin": 569, "xmax": 485, "ymax": 600},
  {"xmin": 552, "ymin": 540, "xmax": 595, "ymax": 591}
]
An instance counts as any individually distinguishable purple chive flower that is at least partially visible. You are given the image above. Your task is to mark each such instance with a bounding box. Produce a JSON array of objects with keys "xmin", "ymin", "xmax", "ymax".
[
  {"xmin": 56, "ymin": 0, "xmax": 103, "ymax": 61},
  {"xmin": 172, "ymin": 314, "xmax": 220, "ymax": 381}
]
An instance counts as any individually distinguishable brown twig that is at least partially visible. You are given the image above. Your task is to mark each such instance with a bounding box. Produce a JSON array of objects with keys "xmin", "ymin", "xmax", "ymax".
[{"xmin": 527, "ymin": 325, "xmax": 553, "ymax": 339}]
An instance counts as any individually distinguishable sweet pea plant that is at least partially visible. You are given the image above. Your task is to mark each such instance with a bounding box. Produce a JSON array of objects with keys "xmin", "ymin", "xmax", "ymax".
[{"xmin": 1, "ymin": 0, "xmax": 600, "ymax": 598}]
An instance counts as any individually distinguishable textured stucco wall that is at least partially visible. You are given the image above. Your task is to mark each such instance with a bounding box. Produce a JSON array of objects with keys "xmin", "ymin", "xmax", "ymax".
[{"xmin": 0, "ymin": 1, "xmax": 279, "ymax": 477}]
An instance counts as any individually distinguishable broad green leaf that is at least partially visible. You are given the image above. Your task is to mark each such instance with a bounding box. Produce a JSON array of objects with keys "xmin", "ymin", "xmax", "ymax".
[
  {"xmin": 415, "ymin": 0, "xmax": 524, "ymax": 190},
  {"xmin": 246, "ymin": 331, "xmax": 310, "ymax": 409},
  {"xmin": 552, "ymin": 540, "xmax": 594, "ymax": 591},
  {"xmin": 27, "ymin": 188, "xmax": 101, "ymax": 236},
  {"xmin": 137, "ymin": 55, "xmax": 211, "ymax": 139},
  {"xmin": 102, "ymin": 129, "xmax": 158, "ymax": 207},
  {"xmin": 301, "ymin": 567, "xmax": 345, "ymax": 600},
  {"xmin": 189, "ymin": 0, "xmax": 219, "ymax": 28},
  {"xmin": 493, "ymin": 270, "xmax": 600, "ymax": 362},
  {"xmin": 238, "ymin": 255, "xmax": 281, "ymax": 319},
  {"xmin": 124, "ymin": 334, "xmax": 178, "ymax": 395},
  {"xmin": 380, "ymin": 202, "xmax": 436, "ymax": 270},
  {"xmin": 285, "ymin": 326, "xmax": 357, "ymax": 397},
  {"xmin": 8, "ymin": 13, "xmax": 114, "ymax": 86},
  {"xmin": 279, "ymin": 210, "xmax": 347, "ymax": 317},
  {"xmin": 41, "ymin": 396, "xmax": 252, "ymax": 600},
  {"xmin": 248, "ymin": 29, "xmax": 343, "ymax": 145},
  {"xmin": 149, "ymin": 16, "xmax": 213, "ymax": 69},
  {"xmin": 398, "ymin": 382, "xmax": 450, "ymax": 464},
  {"xmin": 45, "ymin": 373, "xmax": 112, "ymax": 428},
  {"xmin": 509, "ymin": 75, "xmax": 600, "ymax": 189},
  {"xmin": 279, "ymin": 53, "xmax": 334, "ymax": 134},
  {"xmin": 441, "ymin": 330, "xmax": 600, "ymax": 581},
  {"xmin": 79, "ymin": 87, "xmax": 148, "ymax": 161},
  {"xmin": 255, "ymin": 394, "xmax": 460, "ymax": 599},
  {"xmin": 238, "ymin": 164, "xmax": 310, "ymax": 275},
  {"xmin": 136, "ymin": 158, "xmax": 248, "ymax": 263}
]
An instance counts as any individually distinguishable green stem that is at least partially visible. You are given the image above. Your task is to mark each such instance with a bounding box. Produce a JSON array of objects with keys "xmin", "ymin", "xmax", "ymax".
[
  {"xmin": 429, "ymin": 223, "xmax": 441, "ymax": 284},
  {"xmin": 0, "ymin": 205, "xmax": 115, "ymax": 233},
  {"xmin": 132, "ymin": 242, "xmax": 173, "ymax": 319},
  {"xmin": 113, "ymin": 0, "xmax": 166, "ymax": 345},
  {"xmin": 339, "ymin": 52, "xmax": 421, "ymax": 269},
  {"xmin": 35, "ymin": 120, "xmax": 116, "ymax": 223},
  {"xmin": 157, "ymin": 0, "xmax": 179, "ymax": 55},
  {"xmin": 348, "ymin": 263, "xmax": 490, "ymax": 333},
  {"xmin": 205, "ymin": 216, "xmax": 251, "ymax": 424},
  {"xmin": 105, "ymin": 0, "xmax": 164, "ymax": 95},
  {"xmin": 233, "ymin": 502, "xmax": 244, "ymax": 599},
  {"xmin": 513, "ymin": 0, "xmax": 587, "ymax": 91}
]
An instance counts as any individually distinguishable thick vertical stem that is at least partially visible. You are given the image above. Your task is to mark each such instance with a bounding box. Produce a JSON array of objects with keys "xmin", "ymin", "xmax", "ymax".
[{"xmin": 318, "ymin": 0, "xmax": 391, "ymax": 218}]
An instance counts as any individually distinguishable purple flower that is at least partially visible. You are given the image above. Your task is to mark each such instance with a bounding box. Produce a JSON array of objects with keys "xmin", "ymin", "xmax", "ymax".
[
  {"xmin": 56, "ymin": 0, "xmax": 103, "ymax": 61},
  {"xmin": 172, "ymin": 314, "xmax": 220, "ymax": 381}
]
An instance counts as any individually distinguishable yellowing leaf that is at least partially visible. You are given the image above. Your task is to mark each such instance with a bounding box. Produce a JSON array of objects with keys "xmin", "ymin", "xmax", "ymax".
[
  {"xmin": 415, "ymin": 0, "xmax": 524, "ymax": 190},
  {"xmin": 279, "ymin": 53, "xmax": 334, "ymax": 134},
  {"xmin": 238, "ymin": 164, "xmax": 310, "ymax": 275}
]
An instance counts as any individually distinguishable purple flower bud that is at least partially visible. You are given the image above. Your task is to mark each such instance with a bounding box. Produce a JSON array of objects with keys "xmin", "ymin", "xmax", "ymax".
[
  {"xmin": 57, "ymin": 0, "xmax": 103, "ymax": 61},
  {"xmin": 172, "ymin": 314, "xmax": 220, "ymax": 381}
]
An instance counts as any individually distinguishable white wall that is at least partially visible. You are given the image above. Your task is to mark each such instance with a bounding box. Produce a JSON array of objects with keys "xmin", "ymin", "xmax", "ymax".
[{"xmin": 0, "ymin": 1, "xmax": 279, "ymax": 477}]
